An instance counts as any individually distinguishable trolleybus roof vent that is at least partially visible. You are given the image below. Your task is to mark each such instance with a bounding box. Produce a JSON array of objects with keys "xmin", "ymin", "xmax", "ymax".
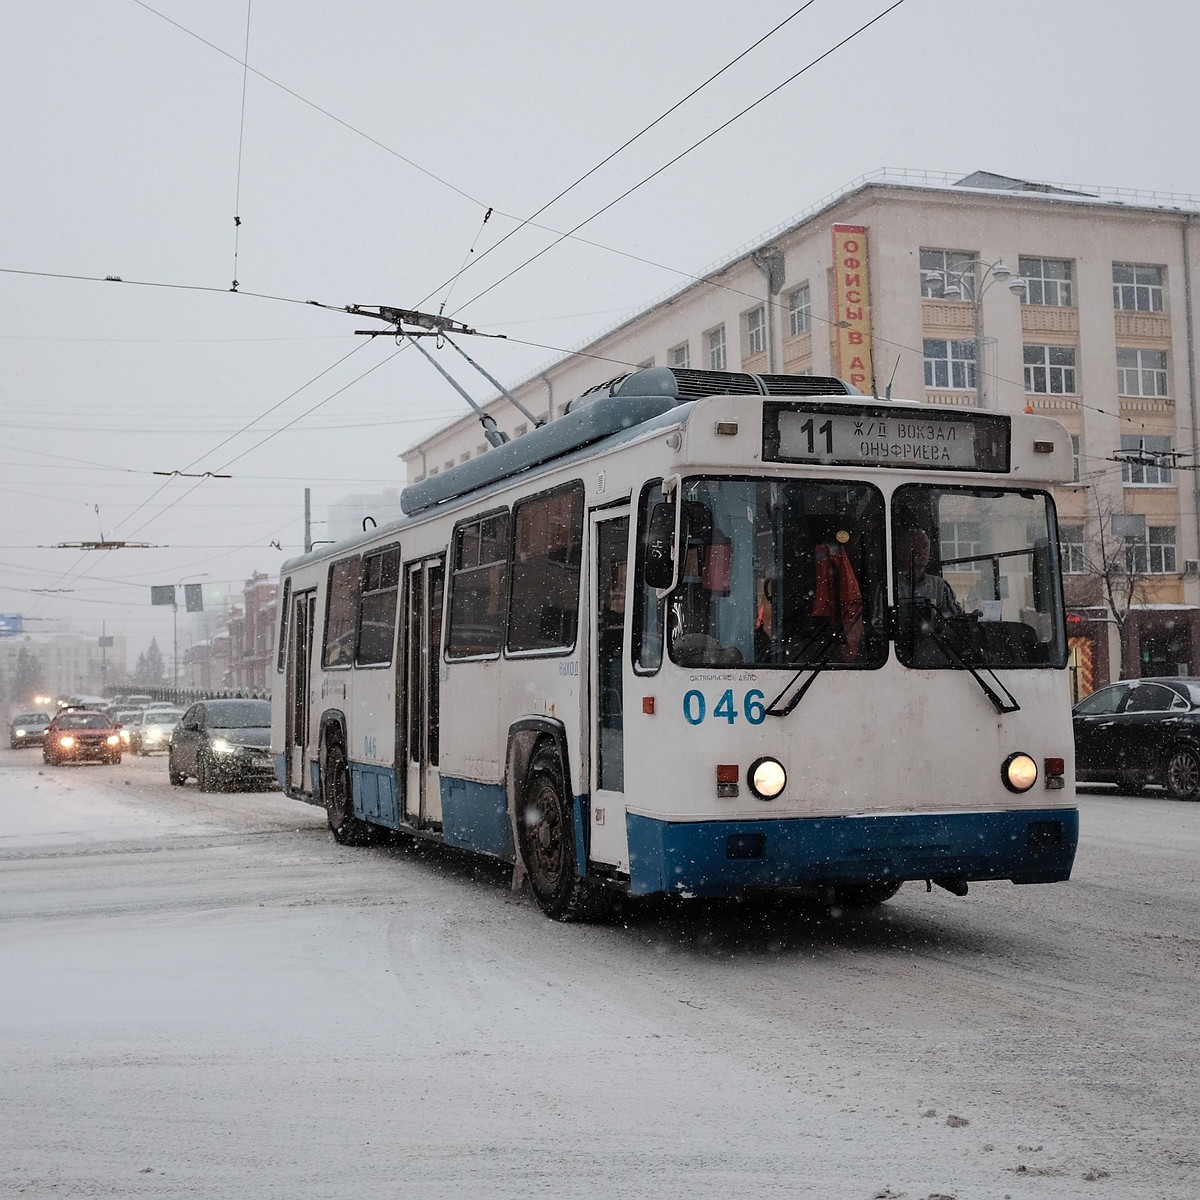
[
  {"xmin": 400, "ymin": 366, "xmax": 856, "ymax": 517},
  {"xmin": 565, "ymin": 366, "xmax": 854, "ymax": 412}
]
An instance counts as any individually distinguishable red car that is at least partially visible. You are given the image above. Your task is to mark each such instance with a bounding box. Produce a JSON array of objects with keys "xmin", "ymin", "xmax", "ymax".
[{"xmin": 43, "ymin": 709, "xmax": 123, "ymax": 766}]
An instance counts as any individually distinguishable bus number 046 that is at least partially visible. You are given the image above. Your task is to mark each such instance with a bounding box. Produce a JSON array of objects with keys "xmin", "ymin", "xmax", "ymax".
[{"xmin": 683, "ymin": 688, "xmax": 766, "ymax": 726}]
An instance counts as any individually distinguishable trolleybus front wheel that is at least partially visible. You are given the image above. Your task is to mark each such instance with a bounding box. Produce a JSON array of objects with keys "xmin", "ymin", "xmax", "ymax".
[
  {"xmin": 323, "ymin": 742, "xmax": 373, "ymax": 844},
  {"xmin": 518, "ymin": 746, "xmax": 610, "ymax": 922}
]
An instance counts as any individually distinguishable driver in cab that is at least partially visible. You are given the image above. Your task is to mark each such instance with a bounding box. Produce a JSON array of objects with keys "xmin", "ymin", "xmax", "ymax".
[{"xmin": 895, "ymin": 527, "xmax": 963, "ymax": 619}]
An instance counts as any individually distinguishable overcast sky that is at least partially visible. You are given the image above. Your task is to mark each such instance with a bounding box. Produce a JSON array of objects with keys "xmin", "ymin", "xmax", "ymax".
[{"xmin": 2, "ymin": 0, "xmax": 1197, "ymax": 665}]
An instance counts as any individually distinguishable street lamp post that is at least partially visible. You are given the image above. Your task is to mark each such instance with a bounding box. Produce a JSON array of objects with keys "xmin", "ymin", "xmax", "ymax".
[{"xmin": 924, "ymin": 258, "xmax": 1027, "ymax": 408}]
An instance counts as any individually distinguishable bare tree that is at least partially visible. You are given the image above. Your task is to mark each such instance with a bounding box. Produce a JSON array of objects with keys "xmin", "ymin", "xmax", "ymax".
[{"xmin": 1066, "ymin": 490, "xmax": 1157, "ymax": 677}]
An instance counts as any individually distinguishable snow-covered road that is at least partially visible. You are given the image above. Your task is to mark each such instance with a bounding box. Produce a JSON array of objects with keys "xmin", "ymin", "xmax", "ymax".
[{"xmin": 1, "ymin": 749, "xmax": 1196, "ymax": 1199}]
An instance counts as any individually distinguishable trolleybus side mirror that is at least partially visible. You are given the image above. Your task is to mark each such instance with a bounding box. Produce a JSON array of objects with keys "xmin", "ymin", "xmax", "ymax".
[{"xmin": 644, "ymin": 502, "xmax": 678, "ymax": 591}]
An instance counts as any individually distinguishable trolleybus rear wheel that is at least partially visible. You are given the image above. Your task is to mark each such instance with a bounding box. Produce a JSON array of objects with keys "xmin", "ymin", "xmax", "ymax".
[
  {"xmin": 518, "ymin": 746, "xmax": 609, "ymax": 921},
  {"xmin": 324, "ymin": 742, "xmax": 372, "ymax": 844}
]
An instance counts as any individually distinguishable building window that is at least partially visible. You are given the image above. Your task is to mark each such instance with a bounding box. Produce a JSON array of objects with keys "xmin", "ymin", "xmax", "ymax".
[
  {"xmin": 1127, "ymin": 526, "xmax": 1176, "ymax": 574},
  {"xmin": 1058, "ymin": 523, "xmax": 1087, "ymax": 574},
  {"xmin": 706, "ymin": 325, "xmax": 726, "ymax": 370},
  {"xmin": 923, "ymin": 338, "xmax": 976, "ymax": 390},
  {"xmin": 506, "ymin": 483, "xmax": 584, "ymax": 653},
  {"xmin": 1116, "ymin": 348, "xmax": 1168, "ymax": 397},
  {"xmin": 1113, "ymin": 263, "xmax": 1164, "ymax": 312},
  {"xmin": 920, "ymin": 248, "xmax": 977, "ymax": 300},
  {"xmin": 1019, "ymin": 257, "xmax": 1073, "ymax": 307},
  {"xmin": 447, "ymin": 510, "xmax": 510, "ymax": 659},
  {"xmin": 1023, "ymin": 345, "xmax": 1077, "ymax": 394},
  {"xmin": 788, "ymin": 283, "xmax": 811, "ymax": 335},
  {"xmin": 1121, "ymin": 435, "xmax": 1173, "ymax": 485},
  {"xmin": 669, "ymin": 342, "xmax": 690, "ymax": 369},
  {"xmin": 940, "ymin": 521, "xmax": 981, "ymax": 564},
  {"xmin": 1071, "ymin": 434, "xmax": 1082, "ymax": 483},
  {"xmin": 744, "ymin": 307, "xmax": 767, "ymax": 357}
]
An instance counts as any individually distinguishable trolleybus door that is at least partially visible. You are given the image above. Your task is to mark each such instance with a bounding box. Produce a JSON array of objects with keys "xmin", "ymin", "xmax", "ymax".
[
  {"xmin": 589, "ymin": 509, "xmax": 630, "ymax": 866},
  {"xmin": 285, "ymin": 589, "xmax": 317, "ymax": 794},
  {"xmin": 401, "ymin": 557, "xmax": 444, "ymax": 827}
]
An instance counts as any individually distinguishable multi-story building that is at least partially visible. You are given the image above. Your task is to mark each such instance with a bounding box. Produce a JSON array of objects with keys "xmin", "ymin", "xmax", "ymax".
[
  {"xmin": 0, "ymin": 631, "xmax": 128, "ymax": 705},
  {"xmin": 225, "ymin": 572, "xmax": 278, "ymax": 695},
  {"xmin": 402, "ymin": 169, "xmax": 1200, "ymax": 693}
]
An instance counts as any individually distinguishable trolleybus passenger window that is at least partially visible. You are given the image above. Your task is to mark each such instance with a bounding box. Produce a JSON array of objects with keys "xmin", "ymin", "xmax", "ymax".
[
  {"xmin": 356, "ymin": 544, "xmax": 401, "ymax": 666},
  {"xmin": 322, "ymin": 555, "xmax": 362, "ymax": 668},
  {"xmin": 276, "ymin": 578, "xmax": 291, "ymax": 673},
  {"xmin": 891, "ymin": 485, "xmax": 1066, "ymax": 670},
  {"xmin": 447, "ymin": 509, "xmax": 510, "ymax": 659},
  {"xmin": 506, "ymin": 482, "xmax": 584, "ymax": 654}
]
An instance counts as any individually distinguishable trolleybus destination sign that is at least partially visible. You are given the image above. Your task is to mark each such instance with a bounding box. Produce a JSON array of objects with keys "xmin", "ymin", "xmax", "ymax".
[{"xmin": 763, "ymin": 402, "xmax": 1010, "ymax": 473}]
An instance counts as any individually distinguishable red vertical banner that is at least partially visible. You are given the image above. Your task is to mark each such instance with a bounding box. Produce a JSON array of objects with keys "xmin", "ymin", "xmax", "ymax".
[{"xmin": 831, "ymin": 224, "xmax": 874, "ymax": 394}]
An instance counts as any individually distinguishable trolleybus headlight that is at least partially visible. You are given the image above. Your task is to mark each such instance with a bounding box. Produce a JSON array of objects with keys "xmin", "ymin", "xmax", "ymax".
[
  {"xmin": 1002, "ymin": 752, "xmax": 1038, "ymax": 793},
  {"xmin": 747, "ymin": 757, "xmax": 787, "ymax": 800}
]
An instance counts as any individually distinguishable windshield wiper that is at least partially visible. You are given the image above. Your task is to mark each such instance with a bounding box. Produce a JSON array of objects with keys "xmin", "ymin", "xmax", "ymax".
[
  {"xmin": 765, "ymin": 629, "xmax": 840, "ymax": 717},
  {"xmin": 899, "ymin": 604, "xmax": 1020, "ymax": 714}
]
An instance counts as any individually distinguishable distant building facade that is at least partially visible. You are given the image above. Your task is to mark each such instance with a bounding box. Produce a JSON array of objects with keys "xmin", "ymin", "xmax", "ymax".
[
  {"xmin": 402, "ymin": 169, "xmax": 1200, "ymax": 693},
  {"xmin": 0, "ymin": 631, "xmax": 128, "ymax": 705},
  {"xmin": 225, "ymin": 573, "xmax": 278, "ymax": 695},
  {"xmin": 327, "ymin": 489, "xmax": 404, "ymax": 544}
]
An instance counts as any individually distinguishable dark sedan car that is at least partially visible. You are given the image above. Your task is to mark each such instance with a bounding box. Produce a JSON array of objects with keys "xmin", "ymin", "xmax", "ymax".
[
  {"xmin": 43, "ymin": 709, "xmax": 123, "ymax": 766},
  {"xmin": 1072, "ymin": 677, "xmax": 1200, "ymax": 799},
  {"xmin": 167, "ymin": 698, "xmax": 276, "ymax": 791},
  {"xmin": 9, "ymin": 711, "xmax": 52, "ymax": 749}
]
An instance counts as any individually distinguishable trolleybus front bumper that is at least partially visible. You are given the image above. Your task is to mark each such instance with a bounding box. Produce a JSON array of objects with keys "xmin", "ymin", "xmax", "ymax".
[{"xmin": 625, "ymin": 807, "xmax": 1078, "ymax": 898}]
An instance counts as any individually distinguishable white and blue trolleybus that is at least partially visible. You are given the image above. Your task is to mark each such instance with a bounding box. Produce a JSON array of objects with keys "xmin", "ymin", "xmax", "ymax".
[{"xmin": 272, "ymin": 367, "xmax": 1078, "ymax": 919}]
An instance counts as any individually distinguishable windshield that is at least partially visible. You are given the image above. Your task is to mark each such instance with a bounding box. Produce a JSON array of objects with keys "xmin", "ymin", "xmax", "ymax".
[
  {"xmin": 58, "ymin": 713, "xmax": 109, "ymax": 730},
  {"xmin": 640, "ymin": 477, "xmax": 888, "ymax": 669},
  {"xmin": 206, "ymin": 701, "xmax": 269, "ymax": 729},
  {"xmin": 146, "ymin": 711, "xmax": 182, "ymax": 725},
  {"xmin": 892, "ymin": 485, "xmax": 1066, "ymax": 669}
]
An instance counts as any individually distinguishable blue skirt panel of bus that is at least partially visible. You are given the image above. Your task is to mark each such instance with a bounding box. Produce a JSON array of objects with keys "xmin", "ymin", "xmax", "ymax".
[
  {"xmin": 625, "ymin": 807, "xmax": 1079, "ymax": 897},
  {"xmin": 350, "ymin": 761, "xmax": 399, "ymax": 827},
  {"xmin": 441, "ymin": 777, "xmax": 513, "ymax": 859}
]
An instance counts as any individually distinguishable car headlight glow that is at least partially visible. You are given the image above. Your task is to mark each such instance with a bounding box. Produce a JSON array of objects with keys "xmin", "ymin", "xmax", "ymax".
[
  {"xmin": 106, "ymin": 734, "xmax": 120, "ymax": 746},
  {"xmin": 747, "ymin": 756, "xmax": 787, "ymax": 800},
  {"xmin": 1002, "ymin": 752, "xmax": 1039, "ymax": 793},
  {"xmin": 59, "ymin": 735, "xmax": 76, "ymax": 749},
  {"xmin": 211, "ymin": 738, "xmax": 236, "ymax": 754},
  {"xmin": 15, "ymin": 729, "xmax": 26, "ymax": 738}
]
